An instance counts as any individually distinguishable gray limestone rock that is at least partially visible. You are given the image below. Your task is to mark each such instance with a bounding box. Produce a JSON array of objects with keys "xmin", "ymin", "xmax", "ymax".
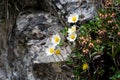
[
  {"xmin": 50, "ymin": 0, "xmax": 96, "ymax": 25},
  {"xmin": 0, "ymin": 69, "xmax": 7, "ymax": 80},
  {"xmin": 16, "ymin": 12, "xmax": 72, "ymax": 63},
  {"xmin": 13, "ymin": 12, "xmax": 73, "ymax": 80}
]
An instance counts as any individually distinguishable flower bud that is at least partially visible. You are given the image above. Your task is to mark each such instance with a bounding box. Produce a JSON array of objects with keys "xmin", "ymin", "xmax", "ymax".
[
  {"xmin": 89, "ymin": 43, "xmax": 94, "ymax": 48},
  {"xmin": 96, "ymin": 39, "xmax": 102, "ymax": 44},
  {"xmin": 82, "ymin": 49, "xmax": 89, "ymax": 54},
  {"xmin": 81, "ymin": 41, "xmax": 87, "ymax": 46}
]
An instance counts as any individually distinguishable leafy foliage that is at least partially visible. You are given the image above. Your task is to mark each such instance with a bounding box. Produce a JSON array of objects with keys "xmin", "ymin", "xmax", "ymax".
[{"xmin": 60, "ymin": 0, "xmax": 120, "ymax": 80}]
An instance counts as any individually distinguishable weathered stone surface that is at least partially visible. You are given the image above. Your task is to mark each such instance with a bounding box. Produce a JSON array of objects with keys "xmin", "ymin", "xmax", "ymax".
[
  {"xmin": 12, "ymin": 11, "xmax": 74, "ymax": 80},
  {"xmin": 16, "ymin": 12, "xmax": 72, "ymax": 63},
  {"xmin": 0, "ymin": 69, "xmax": 7, "ymax": 80},
  {"xmin": 32, "ymin": 63, "xmax": 74, "ymax": 80},
  {"xmin": 51, "ymin": 0, "xmax": 96, "ymax": 24}
]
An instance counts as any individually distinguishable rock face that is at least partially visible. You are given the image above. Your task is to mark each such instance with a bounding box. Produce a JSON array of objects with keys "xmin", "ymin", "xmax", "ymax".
[
  {"xmin": 14, "ymin": 11, "xmax": 73, "ymax": 80},
  {"xmin": 52, "ymin": 0, "xmax": 96, "ymax": 20},
  {"xmin": 0, "ymin": 0, "xmax": 97, "ymax": 80},
  {"xmin": 16, "ymin": 12, "xmax": 72, "ymax": 63}
]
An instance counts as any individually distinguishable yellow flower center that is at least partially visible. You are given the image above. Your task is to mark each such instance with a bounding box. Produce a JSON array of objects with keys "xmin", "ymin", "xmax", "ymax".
[
  {"xmin": 55, "ymin": 49, "xmax": 61, "ymax": 55},
  {"xmin": 83, "ymin": 63, "xmax": 89, "ymax": 70},
  {"xmin": 49, "ymin": 48, "xmax": 54, "ymax": 54},
  {"xmin": 70, "ymin": 34, "xmax": 75, "ymax": 39},
  {"xmin": 71, "ymin": 27, "xmax": 76, "ymax": 32},
  {"xmin": 72, "ymin": 16, "xmax": 77, "ymax": 22},
  {"xmin": 54, "ymin": 37, "xmax": 59, "ymax": 43}
]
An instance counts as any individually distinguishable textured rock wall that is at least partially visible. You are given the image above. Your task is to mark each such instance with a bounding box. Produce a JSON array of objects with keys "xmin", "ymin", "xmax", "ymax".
[
  {"xmin": 16, "ymin": 12, "xmax": 72, "ymax": 63},
  {"xmin": 14, "ymin": 11, "xmax": 73, "ymax": 80}
]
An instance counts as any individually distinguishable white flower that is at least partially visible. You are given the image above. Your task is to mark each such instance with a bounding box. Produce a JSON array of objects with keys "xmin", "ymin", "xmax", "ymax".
[
  {"xmin": 51, "ymin": 34, "xmax": 61, "ymax": 45},
  {"xmin": 68, "ymin": 25, "xmax": 76, "ymax": 34},
  {"xmin": 45, "ymin": 45, "xmax": 55, "ymax": 56},
  {"xmin": 67, "ymin": 33, "xmax": 77, "ymax": 42},
  {"xmin": 68, "ymin": 13, "xmax": 79, "ymax": 23}
]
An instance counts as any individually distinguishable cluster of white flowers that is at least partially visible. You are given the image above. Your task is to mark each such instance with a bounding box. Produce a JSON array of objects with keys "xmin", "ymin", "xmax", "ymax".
[
  {"xmin": 45, "ymin": 13, "xmax": 79, "ymax": 56},
  {"xmin": 67, "ymin": 13, "xmax": 79, "ymax": 42},
  {"xmin": 45, "ymin": 34, "xmax": 61, "ymax": 56},
  {"xmin": 67, "ymin": 25, "xmax": 77, "ymax": 42}
]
